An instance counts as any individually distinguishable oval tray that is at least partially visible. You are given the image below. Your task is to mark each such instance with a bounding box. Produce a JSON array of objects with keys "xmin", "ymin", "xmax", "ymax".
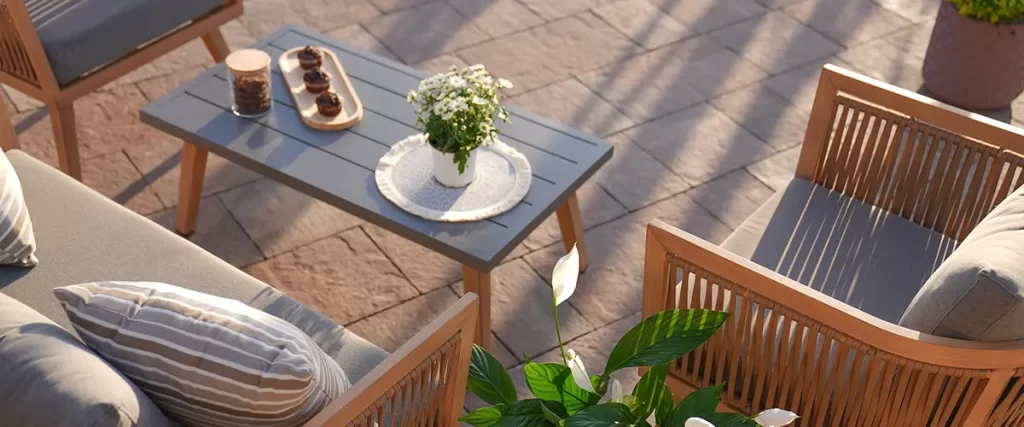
[{"xmin": 278, "ymin": 47, "xmax": 364, "ymax": 131}]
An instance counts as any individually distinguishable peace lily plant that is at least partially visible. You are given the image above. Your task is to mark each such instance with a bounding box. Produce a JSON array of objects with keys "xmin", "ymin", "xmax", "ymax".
[{"xmin": 461, "ymin": 245, "xmax": 799, "ymax": 427}]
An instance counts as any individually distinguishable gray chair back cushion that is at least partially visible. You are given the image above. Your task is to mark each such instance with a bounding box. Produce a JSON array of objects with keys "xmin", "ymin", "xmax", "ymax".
[
  {"xmin": 0, "ymin": 293, "xmax": 173, "ymax": 427},
  {"xmin": 900, "ymin": 185, "xmax": 1024, "ymax": 340}
]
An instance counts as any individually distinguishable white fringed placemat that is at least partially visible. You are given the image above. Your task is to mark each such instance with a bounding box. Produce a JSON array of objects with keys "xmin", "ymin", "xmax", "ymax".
[{"xmin": 375, "ymin": 134, "xmax": 532, "ymax": 222}]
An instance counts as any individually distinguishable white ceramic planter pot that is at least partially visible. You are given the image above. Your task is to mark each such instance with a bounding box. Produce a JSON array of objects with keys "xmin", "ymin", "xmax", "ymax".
[{"xmin": 431, "ymin": 146, "xmax": 478, "ymax": 188}]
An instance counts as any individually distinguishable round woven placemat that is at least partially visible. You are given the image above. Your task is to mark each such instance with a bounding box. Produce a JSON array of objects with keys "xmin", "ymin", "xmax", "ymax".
[{"xmin": 375, "ymin": 134, "xmax": 532, "ymax": 222}]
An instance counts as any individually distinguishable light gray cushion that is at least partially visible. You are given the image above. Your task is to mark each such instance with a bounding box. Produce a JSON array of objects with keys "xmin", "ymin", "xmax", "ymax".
[
  {"xmin": 55, "ymin": 281, "xmax": 351, "ymax": 427},
  {"xmin": 900, "ymin": 185, "xmax": 1024, "ymax": 340},
  {"xmin": 0, "ymin": 293, "xmax": 173, "ymax": 427},
  {"xmin": 27, "ymin": 0, "xmax": 226, "ymax": 85},
  {"xmin": 0, "ymin": 150, "xmax": 388, "ymax": 383},
  {"xmin": 0, "ymin": 149, "xmax": 38, "ymax": 266},
  {"xmin": 722, "ymin": 178, "xmax": 958, "ymax": 324}
]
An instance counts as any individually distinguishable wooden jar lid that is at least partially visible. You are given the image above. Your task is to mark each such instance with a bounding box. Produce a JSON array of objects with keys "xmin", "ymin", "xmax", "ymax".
[{"xmin": 226, "ymin": 49, "xmax": 271, "ymax": 76}]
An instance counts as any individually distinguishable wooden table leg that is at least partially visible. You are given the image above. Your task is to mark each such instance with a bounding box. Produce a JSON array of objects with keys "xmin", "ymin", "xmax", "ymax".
[
  {"xmin": 555, "ymin": 192, "xmax": 589, "ymax": 271},
  {"xmin": 176, "ymin": 143, "xmax": 208, "ymax": 236},
  {"xmin": 462, "ymin": 266, "xmax": 492, "ymax": 349}
]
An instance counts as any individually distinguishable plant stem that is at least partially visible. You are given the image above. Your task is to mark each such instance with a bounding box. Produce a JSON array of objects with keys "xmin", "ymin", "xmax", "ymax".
[{"xmin": 553, "ymin": 298, "xmax": 568, "ymax": 365}]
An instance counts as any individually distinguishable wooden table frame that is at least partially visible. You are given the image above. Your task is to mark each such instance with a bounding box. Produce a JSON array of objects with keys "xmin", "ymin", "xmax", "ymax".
[{"xmin": 143, "ymin": 26, "xmax": 613, "ymax": 351}]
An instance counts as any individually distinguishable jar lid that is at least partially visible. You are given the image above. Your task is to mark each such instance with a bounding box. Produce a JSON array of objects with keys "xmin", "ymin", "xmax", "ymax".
[{"xmin": 226, "ymin": 49, "xmax": 271, "ymax": 75}]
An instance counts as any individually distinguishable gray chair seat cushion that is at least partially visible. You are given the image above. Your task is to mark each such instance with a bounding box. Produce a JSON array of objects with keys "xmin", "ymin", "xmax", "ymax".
[
  {"xmin": 0, "ymin": 150, "xmax": 388, "ymax": 383},
  {"xmin": 27, "ymin": 0, "xmax": 226, "ymax": 85},
  {"xmin": 900, "ymin": 184, "xmax": 1024, "ymax": 341},
  {"xmin": 721, "ymin": 178, "xmax": 959, "ymax": 324}
]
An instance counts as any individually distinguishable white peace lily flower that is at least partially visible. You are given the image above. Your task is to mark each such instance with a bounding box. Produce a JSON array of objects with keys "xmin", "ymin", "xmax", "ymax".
[
  {"xmin": 754, "ymin": 409, "xmax": 799, "ymax": 427},
  {"xmin": 498, "ymin": 78, "xmax": 514, "ymax": 89},
  {"xmin": 552, "ymin": 244, "xmax": 579, "ymax": 306},
  {"xmin": 685, "ymin": 418, "xmax": 715, "ymax": 427},
  {"xmin": 566, "ymin": 349, "xmax": 596, "ymax": 394},
  {"xmin": 608, "ymin": 378, "xmax": 624, "ymax": 403}
]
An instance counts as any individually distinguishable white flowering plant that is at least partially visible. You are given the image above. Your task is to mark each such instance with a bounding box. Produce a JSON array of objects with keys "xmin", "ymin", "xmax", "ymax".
[
  {"xmin": 461, "ymin": 245, "xmax": 799, "ymax": 427},
  {"xmin": 407, "ymin": 64, "xmax": 513, "ymax": 173}
]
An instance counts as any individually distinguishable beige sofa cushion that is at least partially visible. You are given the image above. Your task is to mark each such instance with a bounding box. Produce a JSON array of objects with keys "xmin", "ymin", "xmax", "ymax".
[
  {"xmin": 722, "ymin": 178, "xmax": 958, "ymax": 324},
  {"xmin": 899, "ymin": 185, "xmax": 1024, "ymax": 340}
]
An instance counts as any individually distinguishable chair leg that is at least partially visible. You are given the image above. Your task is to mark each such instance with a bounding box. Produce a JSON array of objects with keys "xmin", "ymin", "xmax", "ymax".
[
  {"xmin": 556, "ymin": 192, "xmax": 589, "ymax": 271},
  {"xmin": 48, "ymin": 101, "xmax": 81, "ymax": 180},
  {"xmin": 202, "ymin": 28, "xmax": 231, "ymax": 63},
  {"xmin": 0, "ymin": 99, "xmax": 18, "ymax": 151}
]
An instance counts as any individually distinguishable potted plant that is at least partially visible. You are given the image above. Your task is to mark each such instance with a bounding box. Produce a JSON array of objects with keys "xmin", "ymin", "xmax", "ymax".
[
  {"xmin": 922, "ymin": 0, "xmax": 1024, "ymax": 109},
  {"xmin": 407, "ymin": 65, "xmax": 513, "ymax": 188},
  {"xmin": 461, "ymin": 245, "xmax": 799, "ymax": 427}
]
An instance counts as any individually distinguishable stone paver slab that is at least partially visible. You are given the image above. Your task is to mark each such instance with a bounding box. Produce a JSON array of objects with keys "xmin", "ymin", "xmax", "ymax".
[
  {"xmin": 710, "ymin": 86, "xmax": 809, "ymax": 150},
  {"xmin": 763, "ymin": 58, "xmax": 849, "ymax": 113},
  {"xmin": 124, "ymin": 137, "xmax": 262, "ymax": 207},
  {"xmin": 686, "ymin": 169, "xmax": 775, "ymax": 229},
  {"xmin": 147, "ymin": 196, "xmax": 265, "ymax": 267},
  {"xmin": 885, "ymin": 21, "xmax": 934, "ymax": 60},
  {"xmin": 107, "ymin": 40, "xmax": 213, "ymax": 89},
  {"xmin": 369, "ymin": 0, "xmax": 433, "ymax": 13},
  {"xmin": 873, "ymin": 0, "xmax": 940, "ymax": 23},
  {"xmin": 458, "ymin": 13, "xmax": 641, "ymax": 96},
  {"xmin": 363, "ymin": 223, "xmax": 529, "ymax": 293},
  {"xmin": 658, "ymin": 0, "xmax": 766, "ymax": 34},
  {"xmin": 246, "ymin": 228, "xmax": 419, "ymax": 325},
  {"xmin": 745, "ymin": 145, "xmax": 800, "ymax": 191},
  {"xmin": 218, "ymin": 178, "xmax": 365, "ymax": 257},
  {"xmin": 783, "ymin": 0, "xmax": 911, "ymax": 47},
  {"xmin": 517, "ymin": 0, "xmax": 616, "ymax": 21},
  {"xmin": 346, "ymin": 287, "xmax": 459, "ymax": 351},
  {"xmin": 2, "ymin": 85, "xmax": 42, "ymax": 112},
  {"xmin": 526, "ymin": 192, "xmax": 730, "ymax": 326},
  {"xmin": 593, "ymin": 0, "xmax": 695, "ymax": 50},
  {"xmin": 241, "ymin": 0, "xmax": 381, "ymax": 39},
  {"xmin": 622, "ymin": 104, "xmax": 775, "ymax": 187},
  {"xmin": 326, "ymin": 24, "xmax": 400, "ymax": 61},
  {"xmin": 414, "ymin": 53, "xmax": 469, "ymax": 74},
  {"xmin": 523, "ymin": 182, "xmax": 628, "ymax": 250},
  {"xmin": 593, "ymin": 134, "xmax": 690, "ymax": 211},
  {"xmin": 453, "ymin": 259, "xmax": 595, "ymax": 359},
  {"xmin": 82, "ymin": 150, "xmax": 165, "ymax": 215},
  {"xmin": 509, "ymin": 78, "xmax": 634, "ymax": 137},
  {"xmin": 837, "ymin": 38, "xmax": 924, "ymax": 91},
  {"xmin": 446, "ymin": 0, "xmax": 544, "ymax": 38},
  {"xmin": 578, "ymin": 36, "xmax": 766, "ymax": 122},
  {"xmin": 754, "ymin": 0, "xmax": 810, "ymax": 9},
  {"xmin": 136, "ymin": 66, "xmax": 208, "ymax": 101},
  {"xmin": 365, "ymin": 1, "xmax": 490, "ymax": 64},
  {"xmin": 710, "ymin": 11, "xmax": 841, "ymax": 75}
]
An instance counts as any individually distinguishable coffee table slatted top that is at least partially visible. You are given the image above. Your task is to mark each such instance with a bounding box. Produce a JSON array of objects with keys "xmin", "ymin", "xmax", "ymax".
[{"xmin": 141, "ymin": 25, "xmax": 612, "ymax": 271}]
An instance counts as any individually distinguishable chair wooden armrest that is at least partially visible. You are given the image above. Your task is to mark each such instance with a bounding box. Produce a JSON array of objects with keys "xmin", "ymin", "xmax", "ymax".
[
  {"xmin": 795, "ymin": 64, "xmax": 1024, "ymax": 241},
  {"xmin": 306, "ymin": 294, "xmax": 479, "ymax": 426},
  {"xmin": 642, "ymin": 220, "xmax": 1024, "ymax": 426}
]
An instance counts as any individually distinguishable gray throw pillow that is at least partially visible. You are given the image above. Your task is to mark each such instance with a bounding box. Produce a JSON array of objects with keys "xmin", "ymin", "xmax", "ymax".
[
  {"xmin": 0, "ymin": 293, "xmax": 171, "ymax": 427},
  {"xmin": 54, "ymin": 281, "xmax": 352, "ymax": 427},
  {"xmin": 899, "ymin": 184, "xmax": 1024, "ymax": 340}
]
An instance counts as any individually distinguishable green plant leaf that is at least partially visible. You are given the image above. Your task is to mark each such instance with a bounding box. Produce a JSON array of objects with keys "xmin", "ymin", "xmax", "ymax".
[
  {"xmin": 499, "ymin": 400, "xmax": 565, "ymax": 427},
  {"xmin": 468, "ymin": 344, "xmax": 517, "ymax": 405},
  {"xmin": 541, "ymin": 402, "xmax": 564, "ymax": 425},
  {"xmin": 666, "ymin": 383, "xmax": 725, "ymax": 426},
  {"xmin": 707, "ymin": 413, "xmax": 757, "ymax": 427},
  {"xmin": 460, "ymin": 406, "xmax": 503, "ymax": 427},
  {"xmin": 632, "ymin": 364, "xmax": 669, "ymax": 419},
  {"xmin": 524, "ymin": 362, "xmax": 598, "ymax": 414},
  {"xmin": 604, "ymin": 310, "xmax": 729, "ymax": 375},
  {"xmin": 564, "ymin": 403, "xmax": 650, "ymax": 427},
  {"xmin": 654, "ymin": 384, "xmax": 675, "ymax": 427},
  {"xmin": 619, "ymin": 396, "xmax": 645, "ymax": 419}
]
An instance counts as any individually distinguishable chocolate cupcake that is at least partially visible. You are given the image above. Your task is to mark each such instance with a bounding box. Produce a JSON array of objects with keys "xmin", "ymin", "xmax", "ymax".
[
  {"xmin": 303, "ymin": 69, "xmax": 331, "ymax": 94},
  {"xmin": 297, "ymin": 45, "xmax": 323, "ymax": 70},
  {"xmin": 316, "ymin": 92, "xmax": 343, "ymax": 117}
]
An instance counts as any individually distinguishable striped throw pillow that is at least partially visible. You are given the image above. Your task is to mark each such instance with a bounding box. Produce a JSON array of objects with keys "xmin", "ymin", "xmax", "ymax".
[
  {"xmin": 53, "ymin": 281, "xmax": 351, "ymax": 427},
  {"xmin": 0, "ymin": 150, "xmax": 37, "ymax": 266}
]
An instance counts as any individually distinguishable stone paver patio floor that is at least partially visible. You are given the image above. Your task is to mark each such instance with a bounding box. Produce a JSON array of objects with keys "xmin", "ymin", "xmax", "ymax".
[{"xmin": 7, "ymin": 0, "xmax": 1020, "ymax": 404}]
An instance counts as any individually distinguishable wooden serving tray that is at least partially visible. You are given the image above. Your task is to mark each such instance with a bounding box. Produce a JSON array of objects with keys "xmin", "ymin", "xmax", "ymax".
[{"xmin": 278, "ymin": 47, "xmax": 363, "ymax": 130}]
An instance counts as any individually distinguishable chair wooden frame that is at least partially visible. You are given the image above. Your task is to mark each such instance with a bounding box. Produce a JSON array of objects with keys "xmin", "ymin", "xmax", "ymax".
[
  {"xmin": 0, "ymin": 0, "xmax": 243, "ymax": 179},
  {"xmin": 642, "ymin": 64, "xmax": 1024, "ymax": 427},
  {"xmin": 306, "ymin": 294, "xmax": 479, "ymax": 426}
]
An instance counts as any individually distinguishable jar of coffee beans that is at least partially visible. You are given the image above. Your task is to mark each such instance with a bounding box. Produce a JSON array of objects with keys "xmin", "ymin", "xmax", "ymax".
[{"xmin": 225, "ymin": 49, "xmax": 272, "ymax": 118}]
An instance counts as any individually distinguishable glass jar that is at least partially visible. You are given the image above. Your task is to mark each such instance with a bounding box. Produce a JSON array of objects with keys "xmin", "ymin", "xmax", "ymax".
[{"xmin": 225, "ymin": 49, "xmax": 272, "ymax": 118}]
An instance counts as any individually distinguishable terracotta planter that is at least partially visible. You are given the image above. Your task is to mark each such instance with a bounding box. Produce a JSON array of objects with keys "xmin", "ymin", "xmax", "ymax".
[{"xmin": 923, "ymin": 3, "xmax": 1024, "ymax": 109}]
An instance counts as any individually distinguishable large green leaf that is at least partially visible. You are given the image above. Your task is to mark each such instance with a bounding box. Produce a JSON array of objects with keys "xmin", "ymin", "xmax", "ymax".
[
  {"xmin": 666, "ymin": 384, "xmax": 725, "ymax": 427},
  {"xmin": 461, "ymin": 400, "xmax": 565, "ymax": 427},
  {"xmin": 604, "ymin": 310, "xmax": 729, "ymax": 375},
  {"xmin": 564, "ymin": 403, "xmax": 650, "ymax": 427},
  {"xmin": 707, "ymin": 413, "xmax": 757, "ymax": 427},
  {"xmin": 654, "ymin": 384, "xmax": 675, "ymax": 427},
  {"xmin": 468, "ymin": 344, "xmax": 518, "ymax": 405},
  {"xmin": 461, "ymin": 406, "xmax": 503, "ymax": 427},
  {"xmin": 524, "ymin": 362, "xmax": 598, "ymax": 414},
  {"xmin": 632, "ymin": 364, "xmax": 668, "ymax": 419}
]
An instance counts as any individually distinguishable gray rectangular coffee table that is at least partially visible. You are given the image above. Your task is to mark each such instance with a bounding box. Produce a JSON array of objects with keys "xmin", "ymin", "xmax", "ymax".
[{"xmin": 140, "ymin": 25, "xmax": 612, "ymax": 349}]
